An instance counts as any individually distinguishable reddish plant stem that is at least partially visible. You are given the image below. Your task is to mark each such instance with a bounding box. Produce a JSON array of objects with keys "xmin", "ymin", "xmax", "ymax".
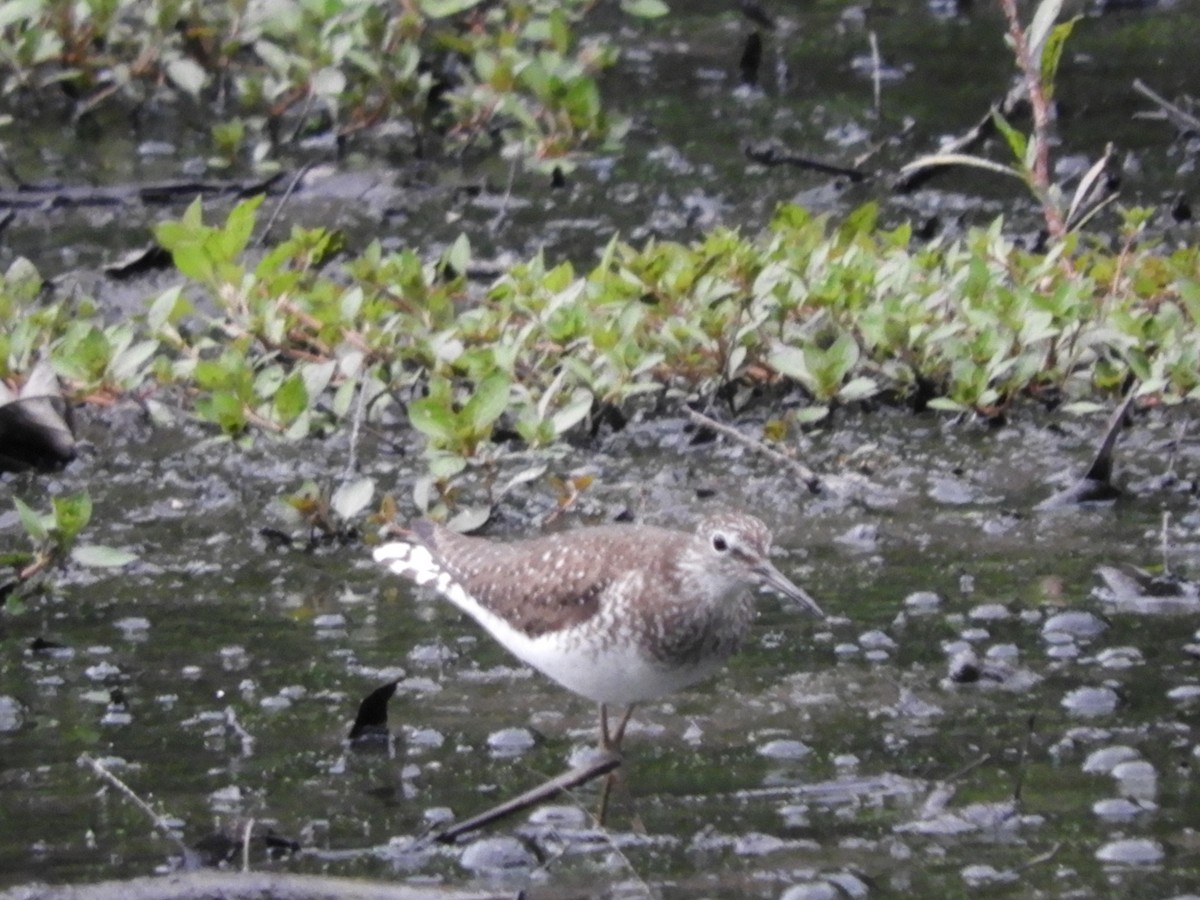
[{"xmin": 998, "ymin": 0, "xmax": 1066, "ymax": 240}]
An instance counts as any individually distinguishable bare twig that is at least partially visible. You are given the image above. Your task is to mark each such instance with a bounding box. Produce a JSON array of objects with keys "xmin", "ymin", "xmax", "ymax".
[
  {"xmin": 945, "ymin": 752, "xmax": 992, "ymax": 784},
  {"xmin": 1012, "ymin": 715, "xmax": 1035, "ymax": 802},
  {"xmin": 894, "ymin": 83, "xmax": 1025, "ymax": 191},
  {"xmin": 685, "ymin": 408, "xmax": 822, "ymax": 492},
  {"xmin": 868, "ymin": 31, "xmax": 882, "ymax": 117},
  {"xmin": 488, "ymin": 154, "xmax": 522, "ymax": 234},
  {"xmin": 1161, "ymin": 511, "xmax": 1173, "ymax": 577},
  {"xmin": 1132, "ymin": 78, "xmax": 1200, "ymax": 133},
  {"xmin": 241, "ymin": 818, "xmax": 255, "ymax": 873},
  {"xmin": 1015, "ymin": 840, "xmax": 1063, "ymax": 872},
  {"xmin": 256, "ymin": 162, "xmax": 315, "ymax": 247},
  {"xmin": 518, "ymin": 759, "xmax": 655, "ymax": 898},
  {"xmin": 78, "ymin": 754, "xmax": 191, "ymax": 856},
  {"xmin": 224, "ymin": 706, "xmax": 256, "ymax": 758},
  {"xmin": 743, "ymin": 141, "xmax": 867, "ymax": 181},
  {"xmin": 433, "ymin": 750, "xmax": 621, "ymax": 844}
]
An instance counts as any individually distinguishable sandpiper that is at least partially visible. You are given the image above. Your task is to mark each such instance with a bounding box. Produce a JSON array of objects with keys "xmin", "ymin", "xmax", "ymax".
[{"xmin": 373, "ymin": 511, "xmax": 824, "ymax": 751}]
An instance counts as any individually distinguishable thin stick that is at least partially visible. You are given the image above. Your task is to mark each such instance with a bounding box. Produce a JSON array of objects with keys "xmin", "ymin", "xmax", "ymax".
[
  {"xmin": 1132, "ymin": 78, "xmax": 1200, "ymax": 133},
  {"xmin": 489, "ymin": 153, "xmax": 521, "ymax": 234},
  {"xmin": 1161, "ymin": 511, "xmax": 1172, "ymax": 577},
  {"xmin": 523, "ymin": 763, "xmax": 656, "ymax": 899},
  {"xmin": 1012, "ymin": 715, "xmax": 1035, "ymax": 802},
  {"xmin": 596, "ymin": 771, "xmax": 618, "ymax": 827},
  {"xmin": 78, "ymin": 753, "xmax": 191, "ymax": 856},
  {"xmin": 241, "ymin": 818, "xmax": 255, "ymax": 872},
  {"xmin": 685, "ymin": 408, "xmax": 822, "ymax": 492},
  {"xmin": 1015, "ymin": 840, "xmax": 1063, "ymax": 872},
  {"xmin": 869, "ymin": 31, "xmax": 882, "ymax": 117},
  {"xmin": 743, "ymin": 141, "xmax": 867, "ymax": 181},
  {"xmin": 225, "ymin": 706, "xmax": 256, "ymax": 758},
  {"xmin": 945, "ymin": 752, "xmax": 991, "ymax": 784},
  {"xmin": 255, "ymin": 162, "xmax": 314, "ymax": 247},
  {"xmin": 433, "ymin": 751, "xmax": 622, "ymax": 844}
]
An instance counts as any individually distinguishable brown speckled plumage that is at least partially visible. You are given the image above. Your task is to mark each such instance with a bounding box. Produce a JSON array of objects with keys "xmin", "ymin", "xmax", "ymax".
[{"xmin": 373, "ymin": 511, "xmax": 825, "ymax": 747}]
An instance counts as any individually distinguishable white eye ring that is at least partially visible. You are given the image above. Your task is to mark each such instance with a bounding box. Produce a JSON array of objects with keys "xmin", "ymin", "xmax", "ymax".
[{"xmin": 712, "ymin": 533, "xmax": 729, "ymax": 552}]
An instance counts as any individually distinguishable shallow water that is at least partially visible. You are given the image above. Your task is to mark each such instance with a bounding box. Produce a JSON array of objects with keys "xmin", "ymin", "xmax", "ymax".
[
  {"xmin": 3, "ymin": 407, "xmax": 1200, "ymax": 897},
  {"xmin": 3, "ymin": 0, "xmax": 1200, "ymax": 896}
]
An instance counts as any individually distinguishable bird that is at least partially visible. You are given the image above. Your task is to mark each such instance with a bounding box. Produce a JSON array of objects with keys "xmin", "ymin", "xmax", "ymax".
[{"xmin": 372, "ymin": 511, "xmax": 825, "ymax": 753}]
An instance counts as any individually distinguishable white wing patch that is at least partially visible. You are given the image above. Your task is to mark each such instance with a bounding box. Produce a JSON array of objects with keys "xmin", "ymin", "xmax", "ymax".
[{"xmin": 374, "ymin": 541, "xmax": 475, "ymax": 611}]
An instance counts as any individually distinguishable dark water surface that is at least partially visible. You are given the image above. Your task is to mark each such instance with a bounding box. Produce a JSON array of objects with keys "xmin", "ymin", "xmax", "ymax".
[
  {"xmin": 3, "ymin": 0, "xmax": 1200, "ymax": 896},
  {"xmin": 3, "ymin": 407, "xmax": 1200, "ymax": 897}
]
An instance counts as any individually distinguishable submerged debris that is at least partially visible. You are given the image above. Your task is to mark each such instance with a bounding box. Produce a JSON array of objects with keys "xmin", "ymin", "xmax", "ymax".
[{"xmin": 0, "ymin": 360, "xmax": 76, "ymax": 473}]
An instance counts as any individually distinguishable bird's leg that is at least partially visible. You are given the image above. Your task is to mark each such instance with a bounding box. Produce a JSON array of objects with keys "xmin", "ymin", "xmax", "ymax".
[
  {"xmin": 598, "ymin": 703, "xmax": 636, "ymax": 752},
  {"xmin": 595, "ymin": 704, "xmax": 635, "ymax": 826},
  {"xmin": 611, "ymin": 704, "xmax": 635, "ymax": 750}
]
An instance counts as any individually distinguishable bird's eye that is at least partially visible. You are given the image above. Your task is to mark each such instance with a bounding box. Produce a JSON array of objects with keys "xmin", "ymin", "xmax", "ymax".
[{"xmin": 712, "ymin": 533, "xmax": 728, "ymax": 552}]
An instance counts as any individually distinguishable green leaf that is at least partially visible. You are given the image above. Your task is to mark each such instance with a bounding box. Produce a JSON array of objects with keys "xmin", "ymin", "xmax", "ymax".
[
  {"xmin": 274, "ymin": 372, "xmax": 309, "ymax": 422},
  {"xmin": 419, "ymin": 0, "xmax": 486, "ymax": 18},
  {"xmin": 1039, "ymin": 18, "xmax": 1079, "ymax": 99},
  {"xmin": 52, "ymin": 493, "xmax": 92, "ymax": 543},
  {"xmin": 838, "ymin": 376, "xmax": 879, "ymax": 403},
  {"xmin": 1061, "ymin": 401, "xmax": 1106, "ymax": 415},
  {"xmin": 551, "ymin": 390, "xmax": 594, "ymax": 436},
  {"xmin": 197, "ymin": 391, "xmax": 247, "ymax": 433},
  {"xmin": 218, "ymin": 195, "xmax": 264, "ymax": 261},
  {"xmin": 331, "ymin": 478, "xmax": 375, "ymax": 521},
  {"xmin": 767, "ymin": 345, "xmax": 812, "ymax": 383},
  {"xmin": 194, "ymin": 359, "xmax": 232, "ymax": 391},
  {"xmin": 5, "ymin": 257, "xmax": 42, "ymax": 301},
  {"xmin": 462, "ymin": 373, "xmax": 511, "ymax": 432},
  {"xmin": 146, "ymin": 285, "xmax": 189, "ymax": 332},
  {"xmin": 447, "ymin": 506, "xmax": 491, "ymax": 534},
  {"xmin": 1027, "ymin": 0, "xmax": 1065, "ymax": 67},
  {"xmin": 794, "ymin": 406, "xmax": 829, "ymax": 425},
  {"xmin": 181, "ymin": 195, "xmax": 204, "ymax": 229},
  {"xmin": 310, "ymin": 67, "xmax": 347, "ymax": 99},
  {"xmin": 14, "ymin": 497, "xmax": 49, "ymax": 544},
  {"xmin": 990, "ymin": 110, "xmax": 1028, "ymax": 165},
  {"xmin": 110, "ymin": 340, "xmax": 159, "ymax": 385},
  {"xmin": 927, "ymin": 397, "xmax": 967, "ymax": 412},
  {"xmin": 620, "ymin": 0, "xmax": 670, "ymax": 17},
  {"xmin": 168, "ymin": 243, "xmax": 216, "ymax": 284},
  {"xmin": 443, "ymin": 233, "xmax": 471, "ymax": 277},
  {"xmin": 71, "ymin": 545, "xmax": 138, "ymax": 568},
  {"xmin": 408, "ymin": 398, "xmax": 458, "ymax": 443},
  {"xmin": 428, "ymin": 453, "xmax": 467, "ymax": 480},
  {"xmin": 0, "ymin": 0, "xmax": 42, "ymax": 31},
  {"xmin": 300, "ymin": 360, "xmax": 337, "ymax": 401},
  {"xmin": 165, "ymin": 56, "xmax": 207, "ymax": 96},
  {"xmin": 548, "ymin": 8, "xmax": 571, "ymax": 55},
  {"xmin": 825, "ymin": 333, "xmax": 861, "ymax": 380}
]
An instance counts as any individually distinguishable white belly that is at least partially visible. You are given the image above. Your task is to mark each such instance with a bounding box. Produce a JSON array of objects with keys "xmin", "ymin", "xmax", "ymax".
[
  {"xmin": 454, "ymin": 594, "xmax": 732, "ymax": 705},
  {"xmin": 523, "ymin": 633, "xmax": 730, "ymax": 705}
]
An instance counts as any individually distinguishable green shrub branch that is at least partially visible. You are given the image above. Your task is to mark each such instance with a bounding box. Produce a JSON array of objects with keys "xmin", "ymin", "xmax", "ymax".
[
  {"xmin": 0, "ymin": 0, "xmax": 636, "ymax": 165},
  {"xmin": 2, "ymin": 197, "xmax": 1198, "ymax": 472}
]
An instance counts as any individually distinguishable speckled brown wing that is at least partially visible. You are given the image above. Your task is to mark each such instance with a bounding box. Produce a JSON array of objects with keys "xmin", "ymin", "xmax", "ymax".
[{"xmin": 412, "ymin": 521, "xmax": 689, "ymax": 638}]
